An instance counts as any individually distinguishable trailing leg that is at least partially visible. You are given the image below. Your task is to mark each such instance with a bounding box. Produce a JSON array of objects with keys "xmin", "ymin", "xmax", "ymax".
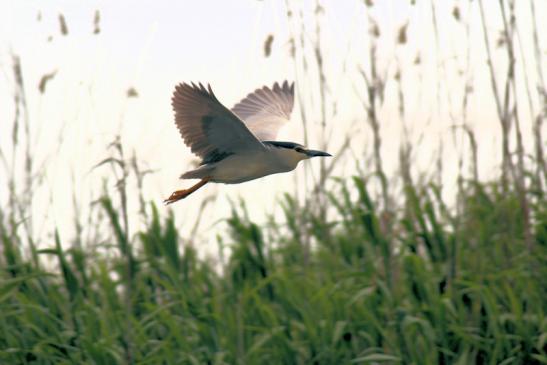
[{"xmin": 164, "ymin": 178, "xmax": 210, "ymax": 205}]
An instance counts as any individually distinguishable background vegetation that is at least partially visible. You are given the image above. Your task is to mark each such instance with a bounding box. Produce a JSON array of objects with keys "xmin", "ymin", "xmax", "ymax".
[{"xmin": 1, "ymin": 0, "xmax": 546, "ymax": 364}]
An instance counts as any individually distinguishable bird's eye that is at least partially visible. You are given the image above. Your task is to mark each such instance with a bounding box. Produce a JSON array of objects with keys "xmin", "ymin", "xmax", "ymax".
[{"xmin": 295, "ymin": 147, "xmax": 304, "ymax": 153}]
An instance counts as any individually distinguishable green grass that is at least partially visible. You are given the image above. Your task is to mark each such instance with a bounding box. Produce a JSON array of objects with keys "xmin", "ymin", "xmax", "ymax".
[{"xmin": 0, "ymin": 175, "xmax": 545, "ymax": 364}]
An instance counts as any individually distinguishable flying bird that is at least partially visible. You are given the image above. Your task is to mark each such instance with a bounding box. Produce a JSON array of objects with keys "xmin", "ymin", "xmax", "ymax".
[{"xmin": 164, "ymin": 81, "xmax": 331, "ymax": 204}]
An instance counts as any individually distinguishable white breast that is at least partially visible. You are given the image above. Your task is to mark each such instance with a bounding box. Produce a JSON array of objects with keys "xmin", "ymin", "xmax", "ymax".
[{"xmin": 210, "ymin": 147, "xmax": 304, "ymax": 184}]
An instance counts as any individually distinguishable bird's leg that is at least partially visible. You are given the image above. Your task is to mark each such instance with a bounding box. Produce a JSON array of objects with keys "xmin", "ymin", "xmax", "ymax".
[{"xmin": 164, "ymin": 178, "xmax": 210, "ymax": 205}]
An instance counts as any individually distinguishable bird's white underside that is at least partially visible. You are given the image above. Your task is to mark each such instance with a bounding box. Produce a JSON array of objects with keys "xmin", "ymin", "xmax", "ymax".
[{"xmin": 181, "ymin": 145, "xmax": 307, "ymax": 184}]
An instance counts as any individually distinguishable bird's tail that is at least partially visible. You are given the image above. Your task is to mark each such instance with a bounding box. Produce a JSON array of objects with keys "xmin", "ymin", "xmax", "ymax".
[{"xmin": 180, "ymin": 165, "xmax": 214, "ymax": 180}]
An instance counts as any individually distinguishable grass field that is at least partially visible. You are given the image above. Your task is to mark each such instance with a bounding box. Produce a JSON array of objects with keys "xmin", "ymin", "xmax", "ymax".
[{"xmin": 1, "ymin": 171, "xmax": 545, "ymax": 364}]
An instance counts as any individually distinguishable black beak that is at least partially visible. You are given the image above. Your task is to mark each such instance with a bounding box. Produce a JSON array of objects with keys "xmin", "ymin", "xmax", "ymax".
[{"xmin": 305, "ymin": 149, "xmax": 332, "ymax": 157}]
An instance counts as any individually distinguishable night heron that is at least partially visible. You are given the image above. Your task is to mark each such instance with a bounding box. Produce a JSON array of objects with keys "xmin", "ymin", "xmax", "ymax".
[{"xmin": 164, "ymin": 81, "xmax": 331, "ymax": 205}]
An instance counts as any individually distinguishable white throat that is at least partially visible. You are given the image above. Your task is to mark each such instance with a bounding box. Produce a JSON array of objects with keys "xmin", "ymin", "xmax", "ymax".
[{"xmin": 270, "ymin": 147, "xmax": 307, "ymax": 172}]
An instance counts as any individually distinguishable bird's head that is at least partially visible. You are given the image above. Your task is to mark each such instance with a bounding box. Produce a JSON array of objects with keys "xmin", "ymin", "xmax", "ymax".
[
  {"xmin": 293, "ymin": 145, "xmax": 332, "ymax": 159},
  {"xmin": 265, "ymin": 141, "xmax": 331, "ymax": 170}
]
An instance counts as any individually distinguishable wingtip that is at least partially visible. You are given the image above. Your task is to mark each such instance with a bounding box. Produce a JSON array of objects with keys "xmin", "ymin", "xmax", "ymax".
[
  {"xmin": 270, "ymin": 80, "xmax": 295, "ymax": 95},
  {"xmin": 287, "ymin": 81, "xmax": 294, "ymax": 92},
  {"xmin": 173, "ymin": 81, "xmax": 217, "ymax": 99},
  {"xmin": 173, "ymin": 82, "xmax": 198, "ymax": 97},
  {"xmin": 280, "ymin": 80, "xmax": 294, "ymax": 94}
]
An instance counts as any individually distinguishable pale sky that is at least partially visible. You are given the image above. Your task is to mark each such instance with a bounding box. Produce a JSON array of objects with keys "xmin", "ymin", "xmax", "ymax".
[{"xmin": 1, "ymin": 0, "xmax": 545, "ymax": 253}]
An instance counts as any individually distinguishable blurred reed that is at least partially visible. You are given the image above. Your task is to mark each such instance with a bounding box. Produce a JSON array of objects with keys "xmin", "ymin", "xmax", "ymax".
[{"xmin": 0, "ymin": 0, "xmax": 545, "ymax": 363}]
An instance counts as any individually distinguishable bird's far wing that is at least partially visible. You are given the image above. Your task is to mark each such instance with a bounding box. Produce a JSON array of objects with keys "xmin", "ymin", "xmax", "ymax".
[
  {"xmin": 231, "ymin": 81, "xmax": 295, "ymax": 141},
  {"xmin": 172, "ymin": 82, "xmax": 265, "ymax": 164}
]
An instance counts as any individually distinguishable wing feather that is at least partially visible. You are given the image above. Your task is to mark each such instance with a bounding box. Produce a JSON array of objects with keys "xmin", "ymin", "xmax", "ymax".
[
  {"xmin": 231, "ymin": 81, "xmax": 295, "ymax": 141},
  {"xmin": 172, "ymin": 82, "xmax": 264, "ymax": 164}
]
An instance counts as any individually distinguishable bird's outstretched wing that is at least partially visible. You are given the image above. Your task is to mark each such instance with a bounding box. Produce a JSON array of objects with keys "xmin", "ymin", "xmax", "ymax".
[
  {"xmin": 172, "ymin": 82, "xmax": 265, "ymax": 164},
  {"xmin": 231, "ymin": 81, "xmax": 295, "ymax": 141}
]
